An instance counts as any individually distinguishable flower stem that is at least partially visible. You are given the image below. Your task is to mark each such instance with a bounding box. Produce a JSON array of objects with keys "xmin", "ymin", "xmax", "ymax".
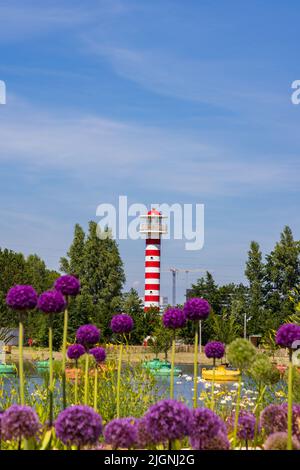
[
  {"xmin": 84, "ymin": 353, "xmax": 89, "ymax": 406},
  {"xmin": 287, "ymin": 357, "xmax": 293, "ymax": 450},
  {"xmin": 93, "ymin": 366, "xmax": 98, "ymax": 411},
  {"xmin": 74, "ymin": 366, "xmax": 78, "ymax": 405},
  {"xmin": 116, "ymin": 342, "xmax": 123, "ymax": 418},
  {"xmin": 193, "ymin": 322, "xmax": 199, "ymax": 408},
  {"xmin": 211, "ymin": 359, "xmax": 216, "ymax": 411},
  {"xmin": 253, "ymin": 383, "xmax": 266, "ymax": 448},
  {"xmin": 61, "ymin": 301, "xmax": 68, "ymax": 409},
  {"xmin": 49, "ymin": 314, "xmax": 54, "ymax": 426},
  {"xmin": 18, "ymin": 316, "xmax": 25, "ymax": 405},
  {"xmin": 232, "ymin": 374, "xmax": 242, "ymax": 449},
  {"xmin": 170, "ymin": 333, "xmax": 176, "ymax": 399}
]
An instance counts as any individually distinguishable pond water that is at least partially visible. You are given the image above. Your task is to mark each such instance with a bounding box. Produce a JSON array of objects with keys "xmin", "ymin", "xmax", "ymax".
[
  {"xmin": 155, "ymin": 364, "xmax": 242, "ymax": 405},
  {"xmin": 0, "ymin": 362, "xmax": 260, "ymax": 409}
]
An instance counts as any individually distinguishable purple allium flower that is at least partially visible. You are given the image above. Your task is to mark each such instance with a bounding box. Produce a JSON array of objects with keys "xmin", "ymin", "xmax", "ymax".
[
  {"xmin": 144, "ymin": 399, "xmax": 191, "ymax": 444},
  {"xmin": 111, "ymin": 314, "xmax": 134, "ymax": 334},
  {"xmin": 204, "ymin": 341, "xmax": 225, "ymax": 359},
  {"xmin": 1, "ymin": 405, "xmax": 41, "ymax": 441},
  {"xmin": 190, "ymin": 431, "xmax": 230, "ymax": 450},
  {"xmin": 0, "ymin": 412, "xmax": 3, "ymax": 441},
  {"xmin": 6, "ymin": 285, "xmax": 38, "ymax": 311},
  {"xmin": 55, "ymin": 405, "xmax": 102, "ymax": 447},
  {"xmin": 259, "ymin": 403, "xmax": 300, "ymax": 440},
  {"xmin": 264, "ymin": 432, "xmax": 300, "ymax": 450},
  {"xmin": 67, "ymin": 344, "xmax": 86, "ymax": 361},
  {"xmin": 189, "ymin": 407, "xmax": 226, "ymax": 448},
  {"xmin": 227, "ymin": 410, "xmax": 256, "ymax": 441},
  {"xmin": 260, "ymin": 404, "xmax": 287, "ymax": 436},
  {"xmin": 76, "ymin": 324, "xmax": 100, "ymax": 347},
  {"xmin": 54, "ymin": 274, "xmax": 80, "ymax": 296},
  {"xmin": 90, "ymin": 347, "xmax": 106, "ymax": 364},
  {"xmin": 276, "ymin": 323, "xmax": 300, "ymax": 349},
  {"xmin": 162, "ymin": 308, "xmax": 186, "ymax": 329},
  {"xmin": 183, "ymin": 298, "xmax": 211, "ymax": 322},
  {"xmin": 282, "ymin": 403, "xmax": 300, "ymax": 441},
  {"xmin": 135, "ymin": 417, "xmax": 155, "ymax": 449},
  {"xmin": 37, "ymin": 290, "xmax": 66, "ymax": 313},
  {"xmin": 104, "ymin": 418, "xmax": 137, "ymax": 449}
]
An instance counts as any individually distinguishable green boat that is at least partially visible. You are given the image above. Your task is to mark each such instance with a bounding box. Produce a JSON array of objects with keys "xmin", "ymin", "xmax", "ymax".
[
  {"xmin": 35, "ymin": 360, "xmax": 49, "ymax": 369},
  {"xmin": 143, "ymin": 359, "xmax": 171, "ymax": 370},
  {"xmin": 0, "ymin": 363, "xmax": 16, "ymax": 375},
  {"xmin": 153, "ymin": 365, "xmax": 182, "ymax": 376}
]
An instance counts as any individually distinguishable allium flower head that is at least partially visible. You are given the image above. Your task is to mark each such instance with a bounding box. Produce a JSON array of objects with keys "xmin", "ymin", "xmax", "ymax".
[
  {"xmin": 190, "ymin": 431, "xmax": 230, "ymax": 450},
  {"xmin": 183, "ymin": 298, "xmax": 211, "ymax": 321},
  {"xmin": 144, "ymin": 399, "xmax": 191, "ymax": 444},
  {"xmin": 189, "ymin": 407, "xmax": 226, "ymax": 446},
  {"xmin": 227, "ymin": 410, "xmax": 256, "ymax": 441},
  {"xmin": 111, "ymin": 314, "xmax": 134, "ymax": 334},
  {"xmin": 6, "ymin": 285, "xmax": 38, "ymax": 311},
  {"xmin": 204, "ymin": 341, "xmax": 225, "ymax": 359},
  {"xmin": 104, "ymin": 418, "xmax": 137, "ymax": 449},
  {"xmin": 276, "ymin": 323, "xmax": 300, "ymax": 350},
  {"xmin": 249, "ymin": 354, "xmax": 280, "ymax": 385},
  {"xmin": 76, "ymin": 324, "xmax": 100, "ymax": 347},
  {"xmin": 1, "ymin": 405, "xmax": 41, "ymax": 441},
  {"xmin": 55, "ymin": 405, "xmax": 102, "ymax": 447},
  {"xmin": 54, "ymin": 275, "xmax": 80, "ymax": 296},
  {"xmin": 67, "ymin": 344, "xmax": 85, "ymax": 360},
  {"xmin": 162, "ymin": 307, "xmax": 186, "ymax": 329},
  {"xmin": 135, "ymin": 417, "xmax": 154, "ymax": 449},
  {"xmin": 264, "ymin": 432, "xmax": 300, "ymax": 450},
  {"xmin": 227, "ymin": 338, "xmax": 256, "ymax": 370},
  {"xmin": 37, "ymin": 290, "xmax": 66, "ymax": 313},
  {"xmin": 260, "ymin": 404, "xmax": 287, "ymax": 436},
  {"xmin": 90, "ymin": 347, "xmax": 106, "ymax": 364}
]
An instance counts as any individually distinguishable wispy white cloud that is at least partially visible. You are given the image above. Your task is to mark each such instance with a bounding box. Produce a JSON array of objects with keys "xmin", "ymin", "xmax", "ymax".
[{"xmin": 0, "ymin": 95, "xmax": 299, "ymax": 198}]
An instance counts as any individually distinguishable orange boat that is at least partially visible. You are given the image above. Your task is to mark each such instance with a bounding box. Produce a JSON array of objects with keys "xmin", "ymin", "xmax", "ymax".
[{"xmin": 65, "ymin": 368, "xmax": 82, "ymax": 380}]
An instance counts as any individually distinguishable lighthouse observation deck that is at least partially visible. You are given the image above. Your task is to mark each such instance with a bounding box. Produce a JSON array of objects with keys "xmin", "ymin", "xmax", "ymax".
[{"xmin": 139, "ymin": 209, "xmax": 168, "ymax": 235}]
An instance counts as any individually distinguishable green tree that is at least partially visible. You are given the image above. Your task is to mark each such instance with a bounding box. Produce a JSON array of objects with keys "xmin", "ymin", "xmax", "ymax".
[
  {"xmin": 265, "ymin": 226, "xmax": 300, "ymax": 326},
  {"xmin": 148, "ymin": 324, "xmax": 173, "ymax": 360},
  {"xmin": 245, "ymin": 241, "xmax": 265, "ymax": 334},
  {"xmin": 121, "ymin": 289, "xmax": 161, "ymax": 344},
  {"xmin": 60, "ymin": 222, "xmax": 125, "ymax": 340}
]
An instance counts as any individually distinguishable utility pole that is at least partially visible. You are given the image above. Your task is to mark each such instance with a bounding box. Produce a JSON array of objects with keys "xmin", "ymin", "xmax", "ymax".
[{"xmin": 170, "ymin": 268, "xmax": 177, "ymax": 305}]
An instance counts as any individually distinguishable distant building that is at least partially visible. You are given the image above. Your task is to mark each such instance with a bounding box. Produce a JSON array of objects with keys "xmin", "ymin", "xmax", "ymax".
[{"xmin": 160, "ymin": 296, "xmax": 169, "ymax": 311}]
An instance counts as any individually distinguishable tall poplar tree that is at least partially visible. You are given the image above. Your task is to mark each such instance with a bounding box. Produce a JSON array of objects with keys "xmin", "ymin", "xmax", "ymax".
[{"xmin": 245, "ymin": 241, "xmax": 265, "ymax": 334}]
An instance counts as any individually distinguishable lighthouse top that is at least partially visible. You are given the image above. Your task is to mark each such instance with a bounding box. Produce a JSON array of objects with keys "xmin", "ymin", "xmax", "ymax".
[{"xmin": 140, "ymin": 208, "xmax": 167, "ymax": 236}]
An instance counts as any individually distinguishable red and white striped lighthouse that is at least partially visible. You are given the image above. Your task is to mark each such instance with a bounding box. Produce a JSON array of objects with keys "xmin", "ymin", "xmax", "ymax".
[{"xmin": 140, "ymin": 208, "xmax": 167, "ymax": 311}]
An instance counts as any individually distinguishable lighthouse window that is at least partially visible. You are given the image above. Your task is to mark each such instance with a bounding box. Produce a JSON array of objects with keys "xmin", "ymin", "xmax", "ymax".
[
  {"xmin": 150, "ymin": 291, "xmax": 153, "ymax": 293},
  {"xmin": 150, "ymin": 256, "xmax": 153, "ymax": 259}
]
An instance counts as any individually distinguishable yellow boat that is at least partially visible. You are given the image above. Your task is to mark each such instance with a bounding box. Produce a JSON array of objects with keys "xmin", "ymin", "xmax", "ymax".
[{"xmin": 202, "ymin": 365, "xmax": 241, "ymax": 381}]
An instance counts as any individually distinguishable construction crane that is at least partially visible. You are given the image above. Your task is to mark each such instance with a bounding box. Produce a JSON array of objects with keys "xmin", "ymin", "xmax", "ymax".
[{"xmin": 167, "ymin": 268, "xmax": 210, "ymax": 306}]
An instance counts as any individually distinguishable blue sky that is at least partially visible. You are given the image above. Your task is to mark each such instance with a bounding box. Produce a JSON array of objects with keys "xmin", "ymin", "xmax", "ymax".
[{"xmin": 0, "ymin": 0, "xmax": 300, "ymax": 302}]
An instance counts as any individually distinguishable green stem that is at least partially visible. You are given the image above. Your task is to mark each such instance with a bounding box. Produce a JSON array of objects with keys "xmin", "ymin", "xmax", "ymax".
[
  {"xmin": 211, "ymin": 359, "xmax": 216, "ymax": 410},
  {"xmin": 116, "ymin": 342, "xmax": 123, "ymax": 418},
  {"xmin": 84, "ymin": 353, "xmax": 89, "ymax": 406},
  {"xmin": 253, "ymin": 384, "xmax": 266, "ymax": 448},
  {"xmin": 74, "ymin": 360, "xmax": 78, "ymax": 405},
  {"xmin": 232, "ymin": 374, "xmax": 242, "ymax": 449},
  {"xmin": 170, "ymin": 334, "xmax": 176, "ymax": 399},
  {"xmin": 49, "ymin": 314, "xmax": 54, "ymax": 426},
  {"xmin": 287, "ymin": 357, "xmax": 293, "ymax": 450},
  {"xmin": 18, "ymin": 316, "xmax": 25, "ymax": 405},
  {"xmin": 193, "ymin": 322, "xmax": 199, "ymax": 408},
  {"xmin": 61, "ymin": 302, "xmax": 68, "ymax": 409},
  {"xmin": 93, "ymin": 367, "xmax": 98, "ymax": 411}
]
